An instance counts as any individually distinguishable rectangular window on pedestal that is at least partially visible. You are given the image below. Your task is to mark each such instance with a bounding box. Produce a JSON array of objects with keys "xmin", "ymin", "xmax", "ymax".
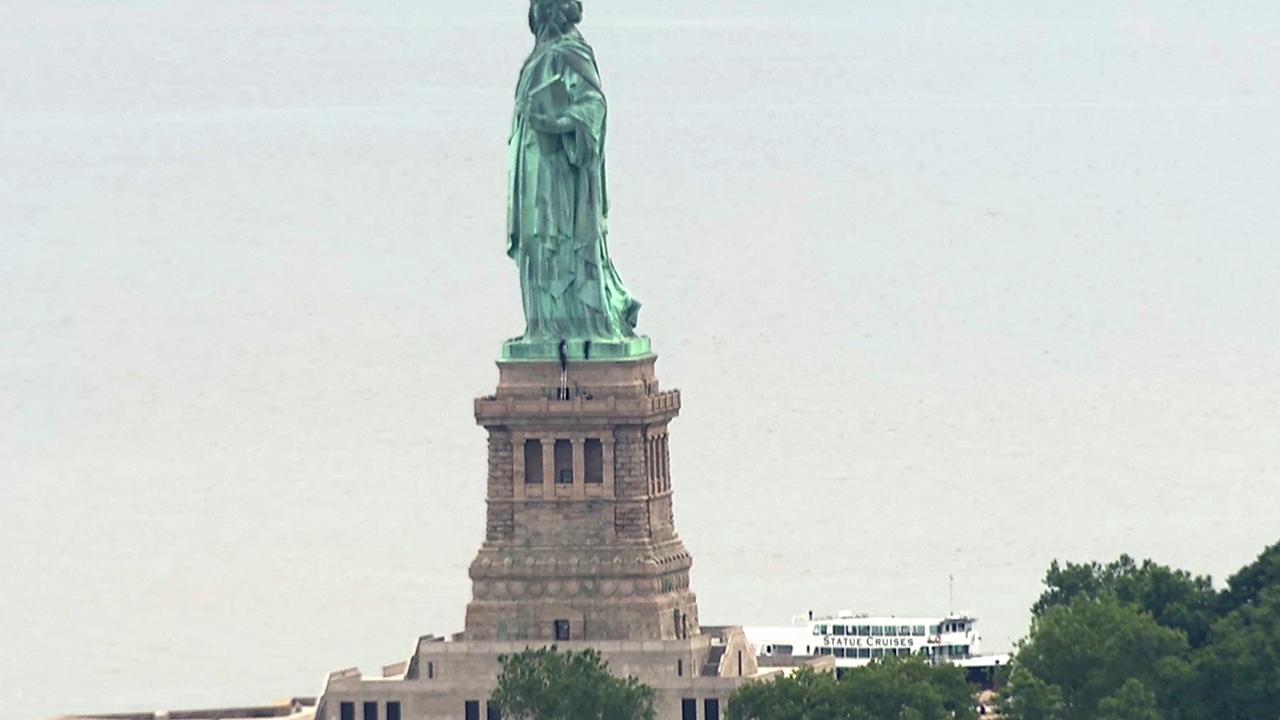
[
  {"xmin": 363, "ymin": 701, "xmax": 377, "ymax": 720},
  {"xmin": 386, "ymin": 702, "xmax": 400, "ymax": 720},
  {"xmin": 524, "ymin": 440, "xmax": 542, "ymax": 484},
  {"xmin": 554, "ymin": 439, "xmax": 573, "ymax": 484},
  {"xmin": 486, "ymin": 704, "xmax": 502, "ymax": 720},
  {"xmin": 465, "ymin": 700, "xmax": 481, "ymax": 720},
  {"xmin": 681, "ymin": 698, "xmax": 697, "ymax": 720},
  {"xmin": 340, "ymin": 703, "xmax": 354, "ymax": 720},
  {"xmin": 584, "ymin": 439, "xmax": 604, "ymax": 483},
  {"xmin": 554, "ymin": 619, "xmax": 571, "ymax": 640},
  {"xmin": 705, "ymin": 698, "xmax": 721, "ymax": 720}
]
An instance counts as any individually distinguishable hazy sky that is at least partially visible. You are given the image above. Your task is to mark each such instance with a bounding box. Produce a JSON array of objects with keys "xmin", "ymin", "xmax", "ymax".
[{"xmin": 2, "ymin": 2, "xmax": 1279, "ymax": 718}]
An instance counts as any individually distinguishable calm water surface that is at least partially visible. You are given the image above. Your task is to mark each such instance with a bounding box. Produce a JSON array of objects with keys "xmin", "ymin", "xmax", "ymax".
[{"xmin": 3, "ymin": 1, "xmax": 1279, "ymax": 718}]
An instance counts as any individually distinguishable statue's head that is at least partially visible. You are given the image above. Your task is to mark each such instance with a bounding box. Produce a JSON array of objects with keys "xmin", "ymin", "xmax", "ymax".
[{"xmin": 529, "ymin": 0, "xmax": 583, "ymax": 39}]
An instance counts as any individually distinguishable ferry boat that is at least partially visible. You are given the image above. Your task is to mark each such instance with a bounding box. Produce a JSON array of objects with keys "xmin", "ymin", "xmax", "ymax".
[{"xmin": 745, "ymin": 611, "xmax": 1010, "ymax": 682}]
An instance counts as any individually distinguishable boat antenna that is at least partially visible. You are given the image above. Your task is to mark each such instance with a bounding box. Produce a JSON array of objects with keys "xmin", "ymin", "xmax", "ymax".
[{"xmin": 949, "ymin": 574, "xmax": 955, "ymax": 615}]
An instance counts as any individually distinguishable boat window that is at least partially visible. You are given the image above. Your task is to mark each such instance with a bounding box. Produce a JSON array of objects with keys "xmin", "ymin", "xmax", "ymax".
[
  {"xmin": 884, "ymin": 626, "xmax": 896, "ymax": 637},
  {"xmin": 816, "ymin": 624, "xmax": 828, "ymax": 635},
  {"xmin": 870, "ymin": 626, "xmax": 883, "ymax": 636},
  {"xmin": 913, "ymin": 625, "xmax": 926, "ymax": 636},
  {"xmin": 832, "ymin": 625, "xmax": 845, "ymax": 636},
  {"xmin": 871, "ymin": 648, "xmax": 884, "ymax": 658},
  {"xmin": 858, "ymin": 648, "xmax": 870, "ymax": 658},
  {"xmin": 857, "ymin": 625, "xmax": 869, "ymax": 636},
  {"xmin": 930, "ymin": 624, "xmax": 940, "ymax": 635},
  {"xmin": 899, "ymin": 625, "xmax": 911, "ymax": 636},
  {"xmin": 834, "ymin": 648, "xmax": 846, "ymax": 657}
]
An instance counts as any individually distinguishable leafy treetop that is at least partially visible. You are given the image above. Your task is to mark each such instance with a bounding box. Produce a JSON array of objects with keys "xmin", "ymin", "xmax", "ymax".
[{"xmin": 489, "ymin": 646, "xmax": 655, "ymax": 720}]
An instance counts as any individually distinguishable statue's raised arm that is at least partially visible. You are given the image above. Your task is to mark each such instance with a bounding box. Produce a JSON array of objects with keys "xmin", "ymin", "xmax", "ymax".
[{"xmin": 504, "ymin": 0, "xmax": 648, "ymax": 362}]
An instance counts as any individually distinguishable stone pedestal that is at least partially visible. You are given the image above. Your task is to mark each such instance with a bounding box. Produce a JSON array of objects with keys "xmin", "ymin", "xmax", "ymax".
[{"xmin": 465, "ymin": 355, "xmax": 701, "ymax": 642}]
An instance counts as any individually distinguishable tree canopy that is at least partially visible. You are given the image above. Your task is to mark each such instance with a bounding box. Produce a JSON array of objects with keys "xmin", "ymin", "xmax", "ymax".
[
  {"xmin": 1032, "ymin": 555, "xmax": 1217, "ymax": 648},
  {"xmin": 489, "ymin": 647, "xmax": 655, "ymax": 720},
  {"xmin": 1218, "ymin": 540, "xmax": 1280, "ymax": 616},
  {"xmin": 1012, "ymin": 595, "xmax": 1189, "ymax": 720},
  {"xmin": 1005, "ymin": 538, "xmax": 1280, "ymax": 720},
  {"xmin": 727, "ymin": 658, "xmax": 976, "ymax": 720},
  {"xmin": 1096, "ymin": 678, "xmax": 1163, "ymax": 720},
  {"xmin": 1192, "ymin": 586, "xmax": 1280, "ymax": 720}
]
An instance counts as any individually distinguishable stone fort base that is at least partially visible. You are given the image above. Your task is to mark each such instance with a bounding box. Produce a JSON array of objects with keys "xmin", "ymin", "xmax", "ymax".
[{"xmin": 316, "ymin": 629, "xmax": 761, "ymax": 720}]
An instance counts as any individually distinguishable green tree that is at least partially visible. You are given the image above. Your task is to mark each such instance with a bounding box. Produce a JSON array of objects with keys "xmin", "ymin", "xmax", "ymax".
[
  {"xmin": 998, "ymin": 668, "xmax": 1063, "ymax": 720},
  {"xmin": 1011, "ymin": 595, "xmax": 1189, "ymax": 720},
  {"xmin": 1193, "ymin": 586, "xmax": 1280, "ymax": 720},
  {"xmin": 489, "ymin": 647, "xmax": 655, "ymax": 720},
  {"xmin": 1218, "ymin": 540, "xmax": 1280, "ymax": 616},
  {"xmin": 727, "ymin": 668, "xmax": 844, "ymax": 720},
  {"xmin": 1097, "ymin": 678, "xmax": 1162, "ymax": 720},
  {"xmin": 727, "ymin": 658, "xmax": 976, "ymax": 720},
  {"xmin": 1033, "ymin": 555, "xmax": 1217, "ymax": 647},
  {"xmin": 834, "ymin": 657, "xmax": 974, "ymax": 720}
]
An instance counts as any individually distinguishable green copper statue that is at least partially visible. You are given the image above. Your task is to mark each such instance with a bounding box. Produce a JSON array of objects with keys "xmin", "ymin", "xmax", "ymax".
[{"xmin": 503, "ymin": 0, "xmax": 650, "ymax": 361}]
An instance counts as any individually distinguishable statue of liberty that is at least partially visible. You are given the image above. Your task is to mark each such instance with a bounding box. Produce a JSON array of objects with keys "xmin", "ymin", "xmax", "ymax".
[{"xmin": 504, "ymin": 0, "xmax": 648, "ymax": 360}]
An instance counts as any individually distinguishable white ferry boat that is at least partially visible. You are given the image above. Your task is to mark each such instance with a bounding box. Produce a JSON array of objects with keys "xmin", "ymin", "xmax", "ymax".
[{"xmin": 745, "ymin": 611, "xmax": 1010, "ymax": 682}]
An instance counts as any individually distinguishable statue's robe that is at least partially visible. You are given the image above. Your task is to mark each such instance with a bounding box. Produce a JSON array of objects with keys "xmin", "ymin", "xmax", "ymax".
[{"xmin": 507, "ymin": 30, "xmax": 641, "ymax": 342}]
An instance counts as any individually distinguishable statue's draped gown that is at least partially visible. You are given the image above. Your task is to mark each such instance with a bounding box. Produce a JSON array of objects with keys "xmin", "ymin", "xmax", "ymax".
[{"xmin": 507, "ymin": 30, "xmax": 641, "ymax": 342}]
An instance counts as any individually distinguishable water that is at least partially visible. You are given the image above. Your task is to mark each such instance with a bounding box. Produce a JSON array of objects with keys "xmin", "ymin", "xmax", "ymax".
[{"xmin": 3, "ymin": 1, "xmax": 1279, "ymax": 717}]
